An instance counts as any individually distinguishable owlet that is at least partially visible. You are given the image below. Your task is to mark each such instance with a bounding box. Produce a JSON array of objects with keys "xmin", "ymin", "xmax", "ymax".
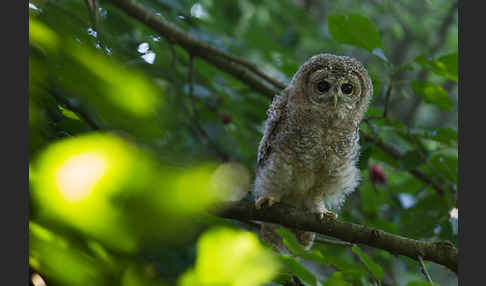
[{"xmin": 253, "ymin": 53, "xmax": 372, "ymax": 249}]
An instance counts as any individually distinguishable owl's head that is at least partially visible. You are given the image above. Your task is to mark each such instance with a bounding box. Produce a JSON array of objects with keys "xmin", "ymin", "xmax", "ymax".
[{"xmin": 289, "ymin": 53, "xmax": 372, "ymax": 120}]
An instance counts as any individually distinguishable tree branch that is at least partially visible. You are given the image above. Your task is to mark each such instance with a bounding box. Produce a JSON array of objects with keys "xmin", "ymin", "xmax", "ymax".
[
  {"xmin": 107, "ymin": 0, "xmax": 454, "ymax": 197},
  {"xmin": 315, "ymin": 236, "xmax": 355, "ymax": 247},
  {"xmin": 84, "ymin": 0, "xmax": 107, "ymax": 51},
  {"xmin": 211, "ymin": 201, "xmax": 458, "ymax": 274},
  {"xmin": 60, "ymin": 2, "xmax": 458, "ymax": 277},
  {"xmin": 107, "ymin": 0, "xmax": 283, "ymax": 98}
]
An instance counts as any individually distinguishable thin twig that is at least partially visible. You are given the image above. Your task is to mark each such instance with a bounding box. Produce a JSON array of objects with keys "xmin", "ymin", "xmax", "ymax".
[
  {"xmin": 84, "ymin": 0, "xmax": 107, "ymax": 51},
  {"xmin": 315, "ymin": 236, "xmax": 355, "ymax": 247},
  {"xmin": 418, "ymin": 255, "xmax": 434, "ymax": 284},
  {"xmin": 383, "ymin": 84, "xmax": 393, "ymax": 118}
]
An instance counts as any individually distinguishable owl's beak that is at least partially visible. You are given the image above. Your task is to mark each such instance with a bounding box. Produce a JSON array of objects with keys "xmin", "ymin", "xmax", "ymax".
[{"xmin": 333, "ymin": 87, "xmax": 342, "ymax": 108}]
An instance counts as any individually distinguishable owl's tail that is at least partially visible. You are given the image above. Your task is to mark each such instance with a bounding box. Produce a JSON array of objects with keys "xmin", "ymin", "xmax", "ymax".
[{"xmin": 260, "ymin": 222, "xmax": 315, "ymax": 252}]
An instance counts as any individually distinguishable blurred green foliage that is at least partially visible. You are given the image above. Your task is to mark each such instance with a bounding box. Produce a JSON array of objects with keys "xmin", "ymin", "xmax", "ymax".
[
  {"xmin": 29, "ymin": 0, "xmax": 457, "ymax": 285},
  {"xmin": 179, "ymin": 228, "xmax": 279, "ymax": 286}
]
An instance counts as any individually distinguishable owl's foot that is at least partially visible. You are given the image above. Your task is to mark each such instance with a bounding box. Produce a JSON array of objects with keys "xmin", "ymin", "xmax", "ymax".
[
  {"xmin": 255, "ymin": 196, "xmax": 280, "ymax": 209},
  {"xmin": 317, "ymin": 210, "xmax": 338, "ymax": 220}
]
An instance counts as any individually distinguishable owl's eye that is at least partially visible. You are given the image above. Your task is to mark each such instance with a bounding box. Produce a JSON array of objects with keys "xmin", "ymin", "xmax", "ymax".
[
  {"xmin": 341, "ymin": 83, "xmax": 353, "ymax": 95},
  {"xmin": 316, "ymin": 81, "xmax": 330, "ymax": 93}
]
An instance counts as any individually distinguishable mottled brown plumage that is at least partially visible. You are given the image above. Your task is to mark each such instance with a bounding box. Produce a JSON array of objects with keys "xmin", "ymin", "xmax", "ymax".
[{"xmin": 253, "ymin": 53, "xmax": 372, "ymax": 249}]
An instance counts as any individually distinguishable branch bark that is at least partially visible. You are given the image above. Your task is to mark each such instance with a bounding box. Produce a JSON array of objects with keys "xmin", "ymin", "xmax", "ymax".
[
  {"xmin": 108, "ymin": 0, "xmax": 454, "ymax": 198},
  {"xmin": 87, "ymin": 0, "xmax": 458, "ymax": 276},
  {"xmin": 212, "ymin": 201, "xmax": 458, "ymax": 274},
  {"xmin": 108, "ymin": 0, "xmax": 283, "ymax": 98}
]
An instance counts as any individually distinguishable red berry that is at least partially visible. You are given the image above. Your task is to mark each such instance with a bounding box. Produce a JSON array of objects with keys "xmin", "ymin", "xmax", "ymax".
[
  {"xmin": 370, "ymin": 165, "xmax": 387, "ymax": 185},
  {"xmin": 221, "ymin": 114, "xmax": 232, "ymax": 125}
]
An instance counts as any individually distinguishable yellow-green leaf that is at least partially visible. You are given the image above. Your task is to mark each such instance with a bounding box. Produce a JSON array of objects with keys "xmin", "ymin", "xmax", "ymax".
[{"xmin": 179, "ymin": 227, "xmax": 279, "ymax": 286}]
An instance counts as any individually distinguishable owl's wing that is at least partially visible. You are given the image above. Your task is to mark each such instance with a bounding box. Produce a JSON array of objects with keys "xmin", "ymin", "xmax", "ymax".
[{"xmin": 257, "ymin": 90, "xmax": 289, "ymax": 169}]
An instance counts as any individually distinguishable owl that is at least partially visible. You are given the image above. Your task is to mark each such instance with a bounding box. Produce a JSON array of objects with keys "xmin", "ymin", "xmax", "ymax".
[{"xmin": 253, "ymin": 53, "xmax": 372, "ymax": 249}]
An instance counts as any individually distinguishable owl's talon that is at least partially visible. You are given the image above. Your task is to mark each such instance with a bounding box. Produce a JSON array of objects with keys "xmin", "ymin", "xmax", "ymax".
[
  {"xmin": 268, "ymin": 199, "xmax": 276, "ymax": 207},
  {"xmin": 255, "ymin": 196, "xmax": 279, "ymax": 209},
  {"xmin": 318, "ymin": 210, "xmax": 338, "ymax": 220}
]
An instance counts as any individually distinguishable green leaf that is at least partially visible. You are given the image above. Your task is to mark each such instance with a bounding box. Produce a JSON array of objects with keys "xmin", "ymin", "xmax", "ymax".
[
  {"xmin": 272, "ymin": 273, "xmax": 294, "ymax": 285},
  {"xmin": 276, "ymin": 227, "xmax": 307, "ymax": 254},
  {"xmin": 311, "ymin": 244, "xmax": 370, "ymax": 280},
  {"xmin": 324, "ymin": 272, "xmax": 352, "ymax": 286},
  {"xmin": 438, "ymin": 53, "xmax": 458, "ymax": 80},
  {"xmin": 411, "ymin": 81, "xmax": 452, "ymax": 111},
  {"xmin": 429, "ymin": 152, "xmax": 458, "ymax": 183},
  {"xmin": 434, "ymin": 127, "xmax": 458, "ymax": 147},
  {"xmin": 280, "ymin": 255, "xmax": 318, "ymax": 286},
  {"xmin": 351, "ymin": 246, "xmax": 384, "ymax": 280},
  {"xmin": 59, "ymin": 106, "xmax": 81, "ymax": 120},
  {"xmin": 328, "ymin": 14, "xmax": 382, "ymax": 52},
  {"xmin": 415, "ymin": 53, "xmax": 458, "ymax": 82},
  {"xmin": 409, "ymin": 127, "xmax": 457, "ymax": 147},
  {"xmin": 276, "ymin": 228, "xmax": 329, "ymax": 266},
  {"xmin": 399, "ymin": 150, "xmax": 427, "ymax": 171}
]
